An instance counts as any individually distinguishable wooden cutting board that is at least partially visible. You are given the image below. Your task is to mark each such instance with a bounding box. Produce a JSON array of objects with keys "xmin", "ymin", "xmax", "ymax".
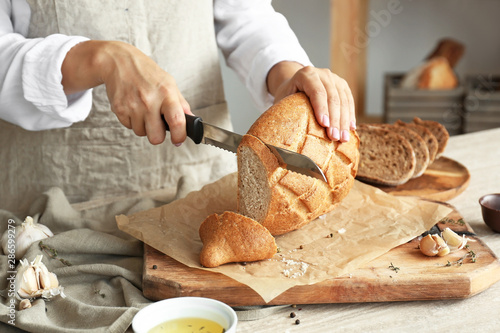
[
  {"xmin": 372, "ymin": 156, "xmax": 470, "ymax": 201},
  {"xmin": 142, "ymin": 203, "xmax": 500, "ymax": 306}
]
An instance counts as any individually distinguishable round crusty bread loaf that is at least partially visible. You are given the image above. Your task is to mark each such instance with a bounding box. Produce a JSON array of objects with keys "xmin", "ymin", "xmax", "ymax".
[
  {"xmin": 356, "ymin": 124, "xmax": 416, "ymax": 186},
  {"xmin": 237, "ymin": 92, "xmax": 360, "ymax": 236},
  {"xmin": 377, "ymin": 124, "xmax": 430, "ymax": 178}
]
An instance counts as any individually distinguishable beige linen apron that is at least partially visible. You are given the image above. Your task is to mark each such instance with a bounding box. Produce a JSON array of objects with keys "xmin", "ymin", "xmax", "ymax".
[{"xmin": 0, "ymin": 0, "xmax": 237, "ymax": 216}]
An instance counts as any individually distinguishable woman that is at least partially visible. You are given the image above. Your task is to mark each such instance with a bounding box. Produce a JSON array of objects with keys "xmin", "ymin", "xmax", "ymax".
[{"xmin": 0, "ymin": 0, "xmax": 356, "ymax": 216}]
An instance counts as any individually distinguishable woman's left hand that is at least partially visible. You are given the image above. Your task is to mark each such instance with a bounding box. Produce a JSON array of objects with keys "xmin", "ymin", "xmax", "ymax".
[{"xmin": 267, "ymin": 62, "xmax": 356, "ymax": 142}]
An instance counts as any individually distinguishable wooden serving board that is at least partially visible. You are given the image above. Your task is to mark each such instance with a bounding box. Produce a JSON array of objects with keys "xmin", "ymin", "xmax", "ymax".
[
  {"xmin": 143, "ymin": 203, "xmax": 500, "ymax": 306},
  {"xmin": 371, "ymin": 156, "xmax": 470, "ymax": 201}
]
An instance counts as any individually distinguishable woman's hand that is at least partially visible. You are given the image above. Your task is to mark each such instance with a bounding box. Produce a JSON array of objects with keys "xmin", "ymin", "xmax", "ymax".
[
  {"xmin": 61, "ymin": 40, "xmax": 190, "ymax": 145},
  {"xmin": 267, "ymin": 61, "xmax": 356, "ymax": 142}
]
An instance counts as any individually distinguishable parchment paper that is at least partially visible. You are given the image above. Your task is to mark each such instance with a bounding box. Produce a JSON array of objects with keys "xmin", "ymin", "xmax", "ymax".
[{"xmin": 116, "ymin": 172, "xmax": 453, "ymax": 303}]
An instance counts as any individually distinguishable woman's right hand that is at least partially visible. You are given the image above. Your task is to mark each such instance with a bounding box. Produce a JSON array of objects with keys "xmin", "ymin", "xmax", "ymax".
[{"xmin": 61, "ymin": 40, "xmax": 190, "ymax": 145}]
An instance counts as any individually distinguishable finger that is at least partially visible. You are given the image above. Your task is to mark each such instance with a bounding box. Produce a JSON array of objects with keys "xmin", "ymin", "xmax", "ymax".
[
  {"xmin": 300, "ymin": 72, "xmax": 329, "ymax": 128},
  {"xmin": 161, "ymin": 94, "xmax": 187, "ymax": 146},
  {"xmin": 130, "ymin": 109, "xmax": 147, "ymax": 137},
  {"xmin": 179, "ymin": 93, "xmax": 193, "ymax": 116},
  {"xmin": 338, "ymin": 88, "xmax": 351, "ymax": 142},
  {"xmin": 347, "ymin": 88, "xmax": 356, "ymax": 130},
  {"xmin": 326, "ymin": 83, "xmax": 341, "ymax": 142},
  {"xmin": 144, "ymin": 107, "xmax": 167, "ymax": 145}
]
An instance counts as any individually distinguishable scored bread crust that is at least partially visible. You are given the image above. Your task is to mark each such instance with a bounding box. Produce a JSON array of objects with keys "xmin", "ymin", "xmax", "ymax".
[
  {"xmin": 395, "ymin": 120, "xmax": 439, "ymax": 163},
  {"xmin": 412, "ymin": 117, "xmax": 449, "ymax": 158},
  {"xmin": 199, "ymin": 211, "xmax": 277, "ymax": 268},
  {"xmin": 356, "ymin": 124, "xmax": 416, "ymax": 186},
  {"xmin": 238, "ymin": 93, "xmax": 360, "ymax": 236},
  {"xmin": 377, "ymin": 124, "xmax": 430, "ymax": 178}
]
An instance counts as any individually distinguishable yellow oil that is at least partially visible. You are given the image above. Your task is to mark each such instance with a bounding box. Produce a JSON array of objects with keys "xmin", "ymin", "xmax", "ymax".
[{"xmin": 148, "ymin": 317, "xmax": 225, "ymax": 333}]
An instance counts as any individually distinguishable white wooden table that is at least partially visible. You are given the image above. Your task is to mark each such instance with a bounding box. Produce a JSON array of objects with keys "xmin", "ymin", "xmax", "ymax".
[{"xmin": 236, "ymin": 127, "xmax": 500, "ymax": 333}]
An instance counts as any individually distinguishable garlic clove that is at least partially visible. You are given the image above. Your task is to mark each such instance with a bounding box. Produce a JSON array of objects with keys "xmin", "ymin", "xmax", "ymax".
[
  {"xmin": 19, "ymin": 299, "xmax": 32, "ymax": 311},
  {"xmin": 419, "ymin": 234, "xmax": 450, "ymax": 257},
  {"xmin": 442, "ymin": 227, "xmax": 467, "ymax": 252},
  {"xmin": 21, "ymin": 267, "xmax": 40, "ymax": 294},
  {"xmin": 48, "ymin": 273, "xmax": 59, "ymax": 289}
]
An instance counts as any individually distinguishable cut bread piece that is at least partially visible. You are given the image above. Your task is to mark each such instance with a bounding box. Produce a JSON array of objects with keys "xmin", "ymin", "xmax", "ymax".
[
  {"xmin": 238, "ymin": 93, "xmax": 360, "ymax": 236},
  {"xmin": 412, "ymin": 117, "xmax": 449, "ymax": 158},
  {"xmin": 394, "ymin": 120, "xmax": 439, "ymax": 163},
  {"xmin": 377, "ymin": 124, "xmax": 430, "ymax": 178},
  {"xmin": 199, "ymin": 211, "xmax": 277, "ymax": 268},
  {"xmin": 356, "ymin": 124, "xmax": 416, "ymax": 186}
]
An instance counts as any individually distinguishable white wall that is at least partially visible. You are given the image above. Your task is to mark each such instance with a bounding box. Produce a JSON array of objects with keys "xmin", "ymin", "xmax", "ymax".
[
  {"xmin": 221, "ymin": 0, "xmax": 500, "ymax": 131},
  {"xmin": 367, "ymin": 0, "xmax": 500, "ymax": 116},
  {"xmin": 220, "ymin": 0, "xmax": 330, "ymax": 134}
]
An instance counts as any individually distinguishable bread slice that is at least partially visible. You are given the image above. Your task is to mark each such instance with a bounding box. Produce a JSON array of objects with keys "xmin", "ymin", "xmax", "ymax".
[
  {"xmin": 356, "ymin": 124, "xmax": 416, "ymax": 186},
  {"xmin": 394, "ymin": 120, "xmax": 439, "ymax": 163},
  {"xmin": 238, "ymin": 93, "xmax": 360, "ymax": 236},
  {"xmin": 377, "ymin": 124, "xmax": 430, "ymax": 179},
  {"xmin": 412, "ymin": 117, "xmax": 449, "ymax": 158},
  {"xmin": 199, "ymin": 211, "xmax": 277, "ymax": 268}
]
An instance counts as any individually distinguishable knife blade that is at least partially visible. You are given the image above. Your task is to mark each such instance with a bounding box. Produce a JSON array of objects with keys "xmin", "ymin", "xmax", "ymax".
[{"xmin": 163, "ymin": 114, "xmax": 327, "ymax": 182}]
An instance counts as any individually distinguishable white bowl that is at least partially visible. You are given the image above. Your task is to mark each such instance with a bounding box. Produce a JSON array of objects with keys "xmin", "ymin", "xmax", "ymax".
[{"xmin": 132, "ymin": 297, "xmax": 238, "ymax": 333}]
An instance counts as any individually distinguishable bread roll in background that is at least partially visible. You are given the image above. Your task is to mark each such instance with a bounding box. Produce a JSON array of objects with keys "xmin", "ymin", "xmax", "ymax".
[
  {"xmin": 238, "ymin": 93, "xmax": 360, "ymax": 236},
  {"xmin": 425, "ymin": 38, "xmax": 465, "ymax": 68},
  {"xmin": 400, "ymin": 57, "xmax": 458, "ymax": 90}
]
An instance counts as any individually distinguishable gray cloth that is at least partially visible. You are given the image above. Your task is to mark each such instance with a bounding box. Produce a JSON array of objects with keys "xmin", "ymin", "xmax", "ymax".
[
  {"xmin": 0, "ymin": 187, "xmax": 158, "ymax": 333},
  {"xmin": 0, "ymin": 187, "xmax": 279, "ymax": 333}
]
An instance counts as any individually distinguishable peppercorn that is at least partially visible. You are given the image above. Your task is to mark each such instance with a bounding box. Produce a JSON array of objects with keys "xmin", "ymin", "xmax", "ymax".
[
  {"xmin": 152, "ymin": 265, "xmax": 157, "ymax": 269},
  {"xmin": 295, "ymin": 319, "xmax": 300, "ymax": 325},
  {"xmin": 290, "ymin": 312, "xmax": 296, "ymax": 318}
]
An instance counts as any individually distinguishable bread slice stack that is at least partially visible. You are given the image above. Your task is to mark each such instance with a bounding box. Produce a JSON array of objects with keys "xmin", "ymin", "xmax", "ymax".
[
  {"xmin": 356, "ymin": 118, "xmax": 449, "ymax": 186},
  {"xmin": 198, "ymin": 93, "xmax": 360, "ymax": 267}
]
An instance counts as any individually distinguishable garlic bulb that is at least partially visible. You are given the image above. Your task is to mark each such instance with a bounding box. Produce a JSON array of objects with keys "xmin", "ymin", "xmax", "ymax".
[
  {"xmin": 15, "ymin": 255, "xmax": 65, "ymax": 300},
  {"xmin": 1, "ymin": 216, "xmax": 53, "ymax": 260}
]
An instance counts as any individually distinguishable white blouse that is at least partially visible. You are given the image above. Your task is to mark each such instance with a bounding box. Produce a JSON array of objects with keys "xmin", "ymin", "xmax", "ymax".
[{"xmin": 0, "ymin": 0, "xmax": 312, "ymax": 131}]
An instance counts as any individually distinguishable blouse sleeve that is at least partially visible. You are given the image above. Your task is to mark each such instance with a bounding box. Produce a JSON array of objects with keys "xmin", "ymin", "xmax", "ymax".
[
  {"xmin": 0, "ymin": 0, "xmax": 92, "ymax": 130},
  {"xmin": 214, "ymin": 0, "xmax": 313, "ymax": 111}
]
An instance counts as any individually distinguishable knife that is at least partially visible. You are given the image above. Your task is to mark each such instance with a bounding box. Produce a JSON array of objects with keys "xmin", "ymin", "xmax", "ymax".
[{"xmin": 163, "ymin": 114, "xmax": 327, "ymax": 182}]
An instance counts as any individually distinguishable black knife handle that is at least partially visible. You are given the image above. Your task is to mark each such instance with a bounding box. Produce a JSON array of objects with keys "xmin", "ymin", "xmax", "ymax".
[{"xmin": 163, "ymin": 114, "xmax": 204, "ymax": 144}]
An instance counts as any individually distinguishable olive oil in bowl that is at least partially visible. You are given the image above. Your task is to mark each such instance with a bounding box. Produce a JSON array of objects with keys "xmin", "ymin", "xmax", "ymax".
[{"xmin": 149, "ymin": 317, "xmax": 225, "ymax": 333}]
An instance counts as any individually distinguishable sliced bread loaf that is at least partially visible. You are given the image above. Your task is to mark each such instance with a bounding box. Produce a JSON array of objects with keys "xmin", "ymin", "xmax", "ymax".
[
  {"xmin": 356, "ymin": 124, "xmax": 416, "ymax": 186},
  {"xmin": 395, "ymin": 120, "xmax": 439, "ymax": 163},
  {"xmin": 377, "ymin": 124, "xmax": 430, "ymax": 178},
  {"xmin": 412, "ymin": 117, "xmax": 449, "ymax": 158},
  {"xmin": 238, "ymin": 93, "xmax": 360, "ymax": 236}
]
